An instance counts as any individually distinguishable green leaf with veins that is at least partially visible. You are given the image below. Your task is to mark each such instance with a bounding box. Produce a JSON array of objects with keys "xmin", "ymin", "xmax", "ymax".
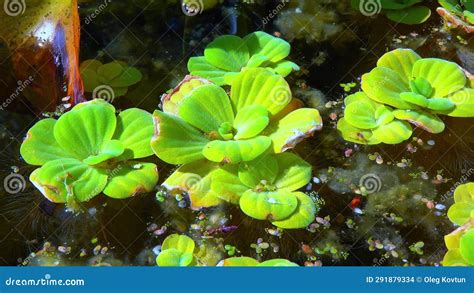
[{"xmin": 239, "ymin": 190, "xmax": 298, "ymax": 221}]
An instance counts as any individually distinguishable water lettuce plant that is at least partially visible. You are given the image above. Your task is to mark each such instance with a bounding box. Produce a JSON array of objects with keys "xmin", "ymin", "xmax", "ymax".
[
  {"xmin": 443, "ymin": 219, "xmax": 474, "ymax": 266},
  {"xmin": 218, "ymin": 257, "xmax": 298, "ymax": 266},
  {"xmin": 156, "ymin": 234, "xmax": 196, "ymax": 266},
  {"xmin": 152, "ymin": 68, "xmax": 322, "ymax": 219},
  {"xmin": 210, "ymin": 153, "xmax": 318, "ymax": 229},
  {"xmin": 80, "ymin": 60, "xmax": 142, "ymax": 98},
  {"xmin": 338, "ymin": 48, "xmax": 474, "ymax": 144},
  {"xmin": 352, "ymin": 0, "xmax": 431, "ymax": 25},
  {"xmin": 20, "ymin": 99, "xmax": 158, "ymax": 209},
  {"xmin": 437, "ymin": 0, "xmax": 474, "ymax": 33},
  {"xmin": 187, "ymin": 31, "xmax": 300, "ymax": 85},
  {"xmin": 447, "ymin": 183, "xmax": 474, "ymax": 226}
]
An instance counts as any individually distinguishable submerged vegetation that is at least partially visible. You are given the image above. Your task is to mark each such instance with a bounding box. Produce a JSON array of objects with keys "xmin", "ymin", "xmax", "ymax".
[{"xmin": 0, "ymin": 0, "xmax": 473, "ymax": 267}]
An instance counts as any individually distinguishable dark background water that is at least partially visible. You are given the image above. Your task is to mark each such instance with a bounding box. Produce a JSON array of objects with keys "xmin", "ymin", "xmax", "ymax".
[{"xmin": 0, "ymin": 0, "xmax": 473, "ymax": 266}]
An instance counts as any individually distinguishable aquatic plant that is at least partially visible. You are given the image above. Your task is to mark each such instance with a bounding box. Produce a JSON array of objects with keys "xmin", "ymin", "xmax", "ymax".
[
  {"xmin": 437, "ymin": 0, "xmax": 474, "ymax": 33},
  {"xmin": 338, "ymin": 48, "xmax": 474, "ymax": 144},
  {"xmin": 20, "ymin": 99, "xmax": 158, "ymax": 209},
  {"xmin": 209, "ymin": 153, "xmax": 317, "ymax": 229},
  {"xmin": 187, "ymin": 31, "xmax": 300, "ymax": 85},
  {"xmin": 447, "ymin": 183, "xmax": 474, "ymax": 226},
  {"xmin": 156, "ymin": 234, "xmax": 196, "ymax": 266},
  {"xmin": 80, "ymin": 60, "xmax": 142, "ymax": 98},
  {"xmin": 152, "ymin": 68, "xmax": 321, "ymax": 216},
  {"xmin": 443, "ymin": 219, "xmax": 474, "ymax": 266},
  {"xmin": 352, "ymin": 0, "xmax": 431, "ymax": 25},
  {"xmin": 218, "ymin": 256, "xmax": 298, "ymax": 267},
  {"xmin": 337, "ymin": 92, "xmax": 413, "ymax": 144}
]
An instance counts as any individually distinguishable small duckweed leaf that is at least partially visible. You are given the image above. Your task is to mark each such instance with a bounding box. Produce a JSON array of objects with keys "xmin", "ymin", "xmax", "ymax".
[
  {"xmin": 266, "ymin": 108, "xmax": 323, "ymax": 153},
  {"xmin": 337, "ymin": 118, "xmax": 381, "ymax": 145},
  {"xmin": 446, "ymin": 88, "xmax": 474, "ymax": 117},
  {"xmin": 230, "ymin": 68, "xmax": 292, "ymax": 116},
  {"xmin": 211, "ymin": 165, "xmax": 247, "ymax": 204},
  {"xmin": 177, "ymin": 84, "xmax": 234, "ymax": 134},
  {"xmin": 103, "ymin": 162, "xmax": 158, "ymax": 199},
  {"xmin": 377, "ymin": 49, "xmax": 421, "ymax": 83},
  {"xmin": 162, "ymin": 234, "xmax": 195, "ymax": 254},
  {"xmin": 83, "ymin": 140, "xmax": 125, "ymax": 165},
  {"xmin": 271, "ymin": 192, "xmax": 316, "ymax": 229},
  {"xmin": 238, "ymin": 154, "xmax": 279, "ymax": 188},
  {"xmin": 187, "ymin": 57, "xmax": 229, "ymax": 86},
  {"xmin": 109, "ymin": 67, "xmax": 142, "ymax": 88},
  {"xmin": 151, "ymin": 111, "xmax": 209, "ymax": 164},
  {"xmin": 412, "ymin": 58, "xmax": 466, "ymax": 97},
  {"xmin": 361, "ymin": 67, "xmax": 412, "ymax": 109},
  {"xmin": 202, "ymin": 136, "xmax": 272, "ymax": 164},
  {"xmin": 204, "ymin": 35, "xmax": 249, "ymax": 72},
  {"xmin": 162, "ymin": 75, "xmax": 212, "ymax": 114},
  {"xmin": 239, "ymin": 190, "xmax": 298, "ymax": 221},
  {"xmin": 20, "ymin": 119, "xmax": 71, "ymax": 165},
  {"xmin": 156, "ymin": 249, "xmax": 193, "ymax": 267},
  {"xmin": 385, "ymin": 6, "xmax": 431, "ymax": 25},
  {"xmin": 113, "ymin": 108, "xmax": 154, "ymax": 160},
  {"xmin": 233, "ymin": 105, "xmax": 269, "ymax": 140},
  {"xmin": 393, "ymin": 109, "xmax": 445, "ymax": 133},
  {"xmin": 163, "ymin": 160, "xmax": 222, "ymax": 208},
  {"xmin": 218, "ymin": 257, "xmax": 260, "ymax": 266},
  {"xmin": 54, "ymin": 100, "xmax": 117, "ymax": 160},
  {"xmin": 372, "ymin": 120, "xmax": 413, "ymax": 144},
  {"xmin": 274, "ymin": 153, "xmax": 312, "ymax": 192},
  {"xmin": 30, "ymin": 158, "xmax": 107, "ymax": 203},
  {"xmin": 257, "ymin": 259, "xmax": 299, "ymax": 267},
  {"xmin": 460, "ymin": 229, "xmax": 474, "ymax": 265},
  {"xmin": 243, "ymin": 31, "xmax": 290, "ymax": 63}
]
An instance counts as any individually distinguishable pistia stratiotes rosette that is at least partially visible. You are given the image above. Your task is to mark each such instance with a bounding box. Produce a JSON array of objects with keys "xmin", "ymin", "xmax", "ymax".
[
  {"xmin": 210, "ymin": 153, "xmax": 318, "ymax": 229},
  {"xmin": 339, "ymin": 48, "xmax": 474, "ymax": 145},
  {"xmin": 444, "ymin": 219, "xmax": 474, "ymax": 266},
  {"xmin": 80, "ymin": 60, "xmax": 142, "ymax": 98},
  {"xmin": 352, "ymin": 0, "xmax": 432, "ymax": 25},
  {"xmin": 444, "ymin": 183, "xmax": 474, "ymax": 266},
  {"xmin": 151, "ymin": 68, "xmax": 322, "ymax": 216},
  {"xmin": 20, "ymin": 99, "xmax": 158, "ymax": 209},
  {"xmin": 188, "ymin": 31, "xmax": 300, "ymax": 85},
  {"xmin": 156, "ymin": 234, "xmax": 196, "ymax": 267}
]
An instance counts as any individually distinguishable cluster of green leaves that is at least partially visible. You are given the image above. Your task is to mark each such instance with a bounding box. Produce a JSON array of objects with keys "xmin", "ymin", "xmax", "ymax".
[
  {"xmin": 218, "ymin": 257, "xmax": 298, "ymax": 267},
  {"xmin": 188, "ymin": 31, "xmax": 300, "ymax": 86},
  {"xmin": 152, "ymin": 67, "xmax": 322, "ymax": 228},
  {"xmin": 439, "ymin": 0, "xmax": 474, "ymax": 25},
  {"xmin": 338, "ymin": 48, "xmax": 474, "ymax": 145},
  {"xmin": 156, "ymin": 234, "xmax": 196, "ymax": 266},
  {"xmin": 444, "ymin": 183, "xmax": 474, "ymax": 266},
  {"xmin": 20, "ymin": 99, "xmax": 158, "ymax": 209},
  {"xmin": 80, "ymin": 60, "xmax": 142, "ymax": 97},
  {"xmin": 351, "ymin": 0, "xmax": 431, "ymax": 25}
]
